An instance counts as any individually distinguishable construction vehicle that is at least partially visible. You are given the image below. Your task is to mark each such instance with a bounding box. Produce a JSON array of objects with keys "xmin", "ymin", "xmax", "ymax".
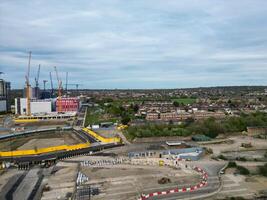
[
  {"xmin": 158, "ymin": 177, "xmax": 171, "ymax": 184},
  {"xmin": 25, "ymin": 52, "xmax": 31, "ymax": 116},
  {"xmin": 54, "ymin": 66, "xmax": 63, "ymax": 113}
]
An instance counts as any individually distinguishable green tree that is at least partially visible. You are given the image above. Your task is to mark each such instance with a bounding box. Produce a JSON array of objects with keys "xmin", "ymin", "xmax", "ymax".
[
  {"xmin": 121, "ymin": 116, "xmax": 130, "ymax": 125},
  {"xmin": 133, "ymin": 104, "xmax": 139, "ymax": 112},
  {"xmin": 173, "ymin": 101, "xmax": 180, "ymax": 107}
]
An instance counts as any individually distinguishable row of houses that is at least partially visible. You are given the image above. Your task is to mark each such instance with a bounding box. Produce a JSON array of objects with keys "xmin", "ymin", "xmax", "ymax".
[{"xmin": 146, "ymin": 110, "xmax": 226, "ymax": 121}]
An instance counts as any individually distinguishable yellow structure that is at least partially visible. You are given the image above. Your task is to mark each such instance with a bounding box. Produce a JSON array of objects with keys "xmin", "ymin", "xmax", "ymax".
[
  {"xmin": 117, "ymin": 124, "xmax": 128, "ymax": 130},
  {"xmin": 0, "ymin": 143, "xmax": 90, "ymax": 157},
  {"xmin": 14, "ymin": 118, "xmax": 40, "ymax": 123},
  {"xmin": 82, "ymin": 127, "xmax": 121, "ymax": 143},
  {"xmin": 14, "ymin": 114, "xmax": 76, "ymax": 123},
  {"xmin": 159, "ymin": 160, "xmax": 164, "ymax": 166}
]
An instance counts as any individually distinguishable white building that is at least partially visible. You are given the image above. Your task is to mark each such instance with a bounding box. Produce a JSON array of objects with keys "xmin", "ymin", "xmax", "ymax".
[
  {"xmin": 0, "ymin": 100, "xmax": 7, "ymax": 112},
  {"xmin": 15, "ymin": 98, "xmax": 52, "ymax": 115}
]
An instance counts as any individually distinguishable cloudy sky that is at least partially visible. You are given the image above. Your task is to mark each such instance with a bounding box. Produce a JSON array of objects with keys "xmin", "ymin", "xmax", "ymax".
[{"xmin": 0, "ymin": 0, "xmax": 267, "ymax": 89}]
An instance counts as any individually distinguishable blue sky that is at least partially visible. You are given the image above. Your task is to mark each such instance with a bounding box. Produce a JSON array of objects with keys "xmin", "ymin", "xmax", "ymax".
[{"xmin": 0, "ymin": 0, "xmax": 267, "ymax": 89}]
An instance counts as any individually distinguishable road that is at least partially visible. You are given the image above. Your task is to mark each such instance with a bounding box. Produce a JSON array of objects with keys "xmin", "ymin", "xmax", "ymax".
[
  {"xmin": 149, "ymin": 161, "xmax": 226, "ymax": 200},
  {"xmin": 13, "ymin": 168, "xmax": 41, "ymax": 200},
  {"xmin": 0, "ymin": 168, "xmax": 45, "ymax": 200},
  {"xmin": 74, "ymin": 105, "xmax": 87, "ymax": 127}
]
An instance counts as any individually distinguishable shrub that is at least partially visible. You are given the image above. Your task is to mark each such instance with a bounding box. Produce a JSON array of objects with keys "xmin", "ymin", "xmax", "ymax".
[
  {"xmin": 228, "ymin": 161, "xmax": 237, "ymax": 168},
  {"xmin": 121, "ymin": 116, "xmax": 130, "ymax": 125},
  {"xmin": 258, "ymin": 163, "xmax": 267, "ymax": 177},
  {"xmin": 236, "ymin": 166, "xmax": 250, "ymax": 175},
  {"xmin": 218, "ymin": 154, "xmax": 227, "ymax": 160},
  {"xmin": 237, "ymin": 157, "xmax": 247, "ymax": 162}
]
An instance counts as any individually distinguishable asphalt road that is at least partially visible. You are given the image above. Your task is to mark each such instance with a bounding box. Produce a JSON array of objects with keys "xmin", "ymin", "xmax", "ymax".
[
  {"xmin": 150, "ymin": 161, "xmax": 226, "ymax": 200},
  {"xmin": 13, "ymin": 168, "xmax": 40, "ymax": 200}
]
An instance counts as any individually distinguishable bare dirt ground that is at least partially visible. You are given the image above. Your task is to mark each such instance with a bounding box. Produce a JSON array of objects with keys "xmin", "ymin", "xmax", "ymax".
[
  {"xmin": 81, "ymin": 163, "xmax": 200, "ymax": 200},
  {"xmin": 133, "ymin": 136, "xmax": 191, "ymax": 143},
  {"xmin": 41, "ymin": 162, "xmax": 78, "ymax": 200},
  {"xmin": 215, "ymin": 170, "xmax": 267, "ymax": 199},
  {"xmin": 0, "ymin": 130, "xmax": 83, "ymax": 151},
  {"xmin": 0, "ymin": 169, "xmax": 24, "ymax": 192},
  {"xmin": 95, "ymin": 128, "xmax": 120, "ymax": 138},
  {"xmin": 17, "ymin": 138, "xmax": 66, "ymax": 150},
  {"xmin": 244, "ymin": 175, "xmax": 267, "ymax": 192},
  {"xmin": 200, "ymin": 135, "xmax": 267, "ymax": 155}
]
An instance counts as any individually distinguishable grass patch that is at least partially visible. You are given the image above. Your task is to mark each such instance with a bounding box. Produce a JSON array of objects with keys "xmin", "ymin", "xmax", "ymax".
[
  {"xmin": 122, "ymin": 130, "xmax": 135, "ymax": 142},
  {"xmin": 84, "ymin": 107, "xmax": 119, "ymax": 126}
]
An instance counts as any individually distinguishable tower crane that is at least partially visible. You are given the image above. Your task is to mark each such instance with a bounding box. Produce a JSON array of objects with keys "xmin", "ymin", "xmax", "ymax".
[
  {"xmin": 25, "ymin": 52, "xmax": 31, "ymax": 116},
  {"xmin": 54, "ymin": 66, "xmax": 63, "ymax": 113},
  {"xmin": 65, "ymin": 72, "xmax": 68, "ymax": 93},
  {"xmin": 34, "ymin": 64, "xmax": 41, "ymax": 98},
  {"xmin": 49, "ymin": 72, "xmax": 54, "ymax": 97},
  {"xmin": 43, "ymin": 80, "xmax": 48, "ymax": 91}
]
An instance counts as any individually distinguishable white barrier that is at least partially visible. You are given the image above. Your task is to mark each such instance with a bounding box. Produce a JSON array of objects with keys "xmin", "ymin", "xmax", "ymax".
[{"xmin": 76, "ymin": 172, "xmax": 89, "ymax": 185}]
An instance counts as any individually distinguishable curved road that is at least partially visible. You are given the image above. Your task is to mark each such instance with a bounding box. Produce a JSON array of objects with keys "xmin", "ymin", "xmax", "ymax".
[{"xmin": 150, "ymin": 161, "xmax": 226, "ymax": 200}]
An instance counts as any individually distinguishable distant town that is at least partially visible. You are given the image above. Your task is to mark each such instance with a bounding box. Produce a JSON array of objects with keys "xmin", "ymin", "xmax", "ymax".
[
  {"xmin": 1, "ymin": 67, "xmax": 267, "ymax": 199},
  {"xmin": 1, "ymin": 0, "xmax": 267, "ymax": 199}
]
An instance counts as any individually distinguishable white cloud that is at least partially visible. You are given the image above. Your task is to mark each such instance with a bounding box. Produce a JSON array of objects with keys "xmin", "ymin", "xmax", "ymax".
[{"xmin": 0, "ymin": 0, "xmax": 267, "ymax": 88}]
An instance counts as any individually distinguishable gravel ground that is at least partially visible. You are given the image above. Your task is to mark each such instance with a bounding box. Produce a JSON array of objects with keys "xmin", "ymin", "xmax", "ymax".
[{"xmin": 81, "ymin": 163, "xmax": 200, "ymax": 200}]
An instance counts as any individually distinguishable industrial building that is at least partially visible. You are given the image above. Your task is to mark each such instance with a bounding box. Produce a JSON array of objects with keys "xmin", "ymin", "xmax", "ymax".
[
  {"xmin": 15, "ymin": 97, "xmax": 79, "ymax": 115},
  {"xmin": 0, "ymin": 78, "xmax": 11, "ymax": 113},
  {"xmin": 15, "ymin": 98, "xmax": 52, "ymax": 115},
  {"xmin": 13, "ymin": 52, "xmax": 81, "ymax": 124},
  {"xmin": 23, "ymin": 86, "xmax": 41, "ymax": 99},
  {"xmin": 56, "ymin": 97, "xmax": 79, "ymax": 112},
  {"xmin": 128, "ymin": 147, "xmax": 204, "ymax": 161}
]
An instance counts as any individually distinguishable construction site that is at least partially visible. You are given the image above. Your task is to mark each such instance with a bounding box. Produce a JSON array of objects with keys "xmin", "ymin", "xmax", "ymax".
[
  {"xmin": 1, "ymin": 52, "xmax": 267, "ymax": 200},
  {"xmin": 13, "ymin": 52, "xmax": 82, "ymax": 123},
  {"xmin": 0, "ymin": 53, "xmax": 213, "ymax": 200}
]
